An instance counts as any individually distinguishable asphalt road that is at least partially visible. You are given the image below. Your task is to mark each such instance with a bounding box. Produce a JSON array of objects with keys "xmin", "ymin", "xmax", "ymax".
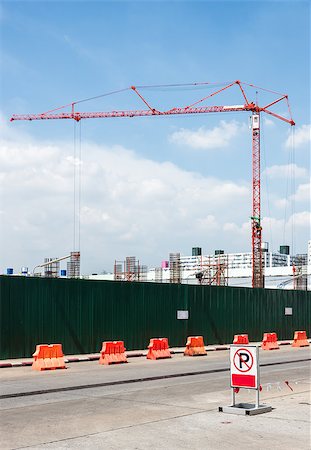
[{"xmin": 0, "ymin": 346, "xmax": 310, "ymax": 449}]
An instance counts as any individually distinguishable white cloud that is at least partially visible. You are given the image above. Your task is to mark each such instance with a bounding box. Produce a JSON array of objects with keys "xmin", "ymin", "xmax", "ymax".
[
  {"xmin": 223, "ymin": 221, "xmax": 249, "ymax": 235},
  {"xmin": 264, "ymin": 164, "xmax": 308, "ymax": 179},
  {"xmin": 263, "ymin": 117, "xmax": 275, "ymax": 127},
  {"xmin": 0, "ymin": 126, "xmax": 252, "ymax": 274},
  {"xmin": 290, "ymin": 211, "xmax": 310, "ymax": 228},
  {"xmin": 293, "ymin": 181, "xmax": 310, "ymax": 203},
  {"xmin": 221, "ymin": 211, "xmax": 310, "ymax": 255},
  {"xmin": 1, "ymin": 120, "xmax": 309, "ymax": 274},
  {"xmin": 196, "ymin": 215, "xmax": 218, "ymax": 231},
  {"xmin": 261, "ymin": 213, "xmax": 310, "ymax": 249},
  {"xmin": 169, "ymin": 120, "xmax": 246, "ymax": 149},
  {"xmin": 274, "ymin": 198, "xmax": 288, "ymax": 209},
  {"xmin": 274, "ymin": 180, "xmax": 310, "ymax": 208},
  {"xmin": 285, "ymin": 124, "xmax": 311, "ymax": 148}
]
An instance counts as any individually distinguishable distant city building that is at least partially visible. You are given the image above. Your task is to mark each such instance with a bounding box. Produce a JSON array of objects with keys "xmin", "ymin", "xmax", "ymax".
[{"xmin": 5, "ymin": 242, "xmax": 311, "ymax": 290}]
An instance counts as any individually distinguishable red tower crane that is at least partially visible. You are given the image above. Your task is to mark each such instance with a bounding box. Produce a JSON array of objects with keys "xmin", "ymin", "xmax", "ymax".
[{"xmin": 10, "ymin": 80, "xmax": 295, "ymax": 288}]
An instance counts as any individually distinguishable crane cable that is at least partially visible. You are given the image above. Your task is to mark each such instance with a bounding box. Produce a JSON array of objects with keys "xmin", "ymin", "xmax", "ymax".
[
  {"xmin": 78, "ymin": 120, "xmax": 82, "ymax": 253},
  {"xmin": 73, "ymin": 120, "xmax": 82, "ymax": 253},
  {"xmin": 261, "ymin": 116, "xmax": 274, "ymax": 254},
  {"xmin": 290, "ymin": 127, "xmax": 296, "ymax": 255},
  {"xmin": 282, "ymin": 127, "xmax": 296, "ymax": 254},
  {"xmin": 73, "ymin": 121, "xmax": 76, "ymax": 252}
]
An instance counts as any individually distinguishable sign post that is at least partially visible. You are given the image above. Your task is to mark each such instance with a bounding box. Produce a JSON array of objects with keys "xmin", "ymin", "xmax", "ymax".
[{"xmin": 219, "ymin": 345, "xmax": 272, "ymax": 415}]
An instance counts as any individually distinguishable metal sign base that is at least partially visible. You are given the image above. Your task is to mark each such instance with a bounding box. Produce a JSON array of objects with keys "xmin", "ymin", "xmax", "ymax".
[{"xmin": 219, "ymin": 403, "xmax": 272, "ymax": 416}]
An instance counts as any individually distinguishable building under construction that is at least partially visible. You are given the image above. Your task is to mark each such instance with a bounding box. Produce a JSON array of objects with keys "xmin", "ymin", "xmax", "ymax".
[
  {"xmin": 86, "ymin": 242, "xmax": 310, "ymax": 291},
  {"xmin": 114, "ymin": 256, "xmax": 148, "ymax": 282},
  {"xmin": 43, "ymin": 258, "xmax": 60, "ymax": 278},
  {"xmin": 67, "ymin": 252, "xmax": 81, "ymax": 278}
]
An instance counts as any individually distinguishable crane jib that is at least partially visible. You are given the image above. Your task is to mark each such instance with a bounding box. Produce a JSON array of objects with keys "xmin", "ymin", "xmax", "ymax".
[{"xmin": 10, "ymin": 105, "xmax": 253, "ymax": 121}]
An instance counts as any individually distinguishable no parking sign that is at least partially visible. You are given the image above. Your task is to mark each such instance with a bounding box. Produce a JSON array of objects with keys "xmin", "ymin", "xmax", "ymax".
[
  {"xmin": 219, "ymin": 344, "xmax": 271, "ymax": 415},
  {"xmin": 230, "ymin": 345, "xmax": 259, "ymax": 389}
]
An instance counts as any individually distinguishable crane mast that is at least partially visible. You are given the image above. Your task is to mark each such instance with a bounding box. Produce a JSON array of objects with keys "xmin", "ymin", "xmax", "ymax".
[
  {"xmin": 10, "ymin": 80, "xmax": 295, "ymax": 288},
  {"xmin": 251, "ymin": 113, "xmax": 263, "ymax": 288}
]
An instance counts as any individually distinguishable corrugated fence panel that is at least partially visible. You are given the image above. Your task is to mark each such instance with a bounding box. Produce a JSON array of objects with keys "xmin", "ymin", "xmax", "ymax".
[{"xmin": 0, "ymin": 276, "xmax": 310, "ymax": 359}]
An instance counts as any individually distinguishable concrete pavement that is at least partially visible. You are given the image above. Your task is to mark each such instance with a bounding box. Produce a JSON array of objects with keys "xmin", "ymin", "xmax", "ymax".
[{"xmin": 0, "ymin": 346, "xmax": 310, "ymax": 449}]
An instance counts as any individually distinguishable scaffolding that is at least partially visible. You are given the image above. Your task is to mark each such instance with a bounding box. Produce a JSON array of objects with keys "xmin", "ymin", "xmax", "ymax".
[
  {"xmin": 155, "ymin": 267, "xmax": 163, "ymax": 283},
  {"xmin": 43, "ymin": 258, "xmax": 60, "ymax": 278},
  {"xmin": 125, "ymin": 256, "xmax": 136, "ymax": 281},
  {"xmin": 139, "ymin": 265, "xmax": 148, "ymax": 282},
  {"xmin": 114, "ymin": 262, "xmax": 123, "ymax": 281},
  {"xmin": 195, "ymin": 255, "xmax": 228, "ymax": 286},
  {"xmin": 67, "ymin": 251, "xmax": 80, "ymax": 278},
  {"xmin": 169, "ymin": 253, "xmax": 181, "ymax": 284},
  {"xmin": 113, "ymin": 256, "xmax": 148, "ymax": 282},
  {"xmin": 293, "ymin": 255, "xmax": 308, "ymax": 291}
]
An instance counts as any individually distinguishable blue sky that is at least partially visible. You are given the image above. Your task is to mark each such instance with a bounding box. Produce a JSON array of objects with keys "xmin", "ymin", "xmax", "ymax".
[{"xmin": 0, "ymin": 0, "xmax": 310, "ymax": 274}]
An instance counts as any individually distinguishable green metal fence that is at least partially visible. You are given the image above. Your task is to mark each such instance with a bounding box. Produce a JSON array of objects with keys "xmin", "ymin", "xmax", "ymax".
[{"xmin": 0, "ymin": 275, "xmax": 310, "ymax": 359}]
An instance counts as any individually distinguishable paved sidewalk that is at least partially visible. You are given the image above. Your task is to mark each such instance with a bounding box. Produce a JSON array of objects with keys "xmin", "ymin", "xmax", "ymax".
[
  {"xmin": 0, "ymin": 352, "xmax": 310, "ymax": 449},
  {"xmin": 32, "ymin": 390, "xmax": 311, "ymax": 450}
]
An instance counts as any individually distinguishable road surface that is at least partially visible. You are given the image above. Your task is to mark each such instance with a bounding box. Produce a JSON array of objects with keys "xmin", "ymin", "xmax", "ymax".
[{"xmin": 0, "ymin": 346, "xmax": 310, "ymax": 449}]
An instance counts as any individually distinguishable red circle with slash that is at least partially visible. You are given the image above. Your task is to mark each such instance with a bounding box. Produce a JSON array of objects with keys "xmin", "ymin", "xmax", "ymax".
[{"xmin": 233, "ymin": 348, "xmax": 254, "ymax": 373}]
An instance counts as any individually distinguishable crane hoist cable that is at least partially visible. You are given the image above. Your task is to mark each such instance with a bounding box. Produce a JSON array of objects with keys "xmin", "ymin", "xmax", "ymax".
[
  {"xmin": 73, "ymin": 120, "xmax": 82, "ymax": 253},
  {"xmin": 261, "ymin": 114, "xmax": 274, "ymax": 253},
  {"xmin": 282, "ymin": 127, "xmax": 296, "ymax": 253}
]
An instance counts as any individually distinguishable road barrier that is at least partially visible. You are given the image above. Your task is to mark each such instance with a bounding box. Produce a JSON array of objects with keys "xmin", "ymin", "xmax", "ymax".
[
  {"xmin": 184, "ymin": 336, "xmax": 207, "ymax": 356},
  {"xmin": 99, "ymin": 341, "xmax": 127, "ymax": 365},
  {"xmin": 233, "ymin": 334, "xmax": 249, "ymax": 345},
  {"xmin": 261, "ymin": 332, "xmax": 280, "ymax": 351},
  {"xmin": 147, "ymin": 338, "xmax": 172, "ymax": 360},
  {"xmin": 32, "ymin": 344, "xmax": 66, "ymax": 371},
  {"xmin": 292, "ymin": 331, "xmax": 309, "ymax": 348}
]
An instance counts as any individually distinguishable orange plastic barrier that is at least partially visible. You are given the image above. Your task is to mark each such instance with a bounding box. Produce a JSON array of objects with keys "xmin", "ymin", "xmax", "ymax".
[
  {"xmin": 292, "ymin": 331, "xmax": 309, "ymax": 348},
  {"xmin": 184, "ymin": 336, "xmax": 207, "ymax": 356},
  {"xmin": 99, "ymin": 341, "xmax": 127, "ymax": 365},
  {"xmin": 32, "ymin": 344, "xmax": 66, "ymax": 371},
  {"xmin": 233, "ymin": 334, "xmax": 249, "ymax": 345},
  {"xmin": 147, "ymin": 338, "xmax": 171, "ymax": 360},
  {"xmin": 261, "ymin": 332, "xmax": 280, "ymax": 350}
]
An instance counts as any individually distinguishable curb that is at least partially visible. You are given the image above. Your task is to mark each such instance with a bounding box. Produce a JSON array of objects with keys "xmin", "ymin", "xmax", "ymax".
[{"xmin": 0, "ymin": 340, "xmax": 309, "ymax": 368}]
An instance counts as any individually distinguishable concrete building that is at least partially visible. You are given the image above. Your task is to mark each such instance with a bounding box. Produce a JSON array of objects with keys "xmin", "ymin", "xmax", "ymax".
[{"xmin": 87, "ymin": 242, "xmax": 310, "ymax": 290}]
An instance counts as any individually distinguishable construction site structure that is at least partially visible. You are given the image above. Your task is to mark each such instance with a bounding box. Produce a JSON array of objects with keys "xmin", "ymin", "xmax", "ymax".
[
  {"xmin": 195, "ymin": 254, "xmax": 228, "ymax": 286},
  {"xmin": 169, "ymin": 252, "xmax": 182, "ymax": 284},
  {"xmin": 113, "ymin": 257, "xmax": 148, "ymax": 282},
  {"xmin": 154, "ymin": 267, "xmax": 163, "ymax": 283},
  {"xmin": 251, "ymin": 113, "xmax": 264, "ymax": 288},
  {"xmin": 67, "ymin": 251, "xmax": 80, "ymax": 278},
  {"xmin": 32, "ymin": 254, "xmax": 72, "ymax": 277},
  {"xmin": 44, "ymin": 258, "xmax": 60, "ymax": 278},
  {"xmin": 11, "ymin": 80, "xmax": 295, "ymax": 288},
  {"xmin": 293, "ymin": 254, "xmax": 308, "ymax": 291}
]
